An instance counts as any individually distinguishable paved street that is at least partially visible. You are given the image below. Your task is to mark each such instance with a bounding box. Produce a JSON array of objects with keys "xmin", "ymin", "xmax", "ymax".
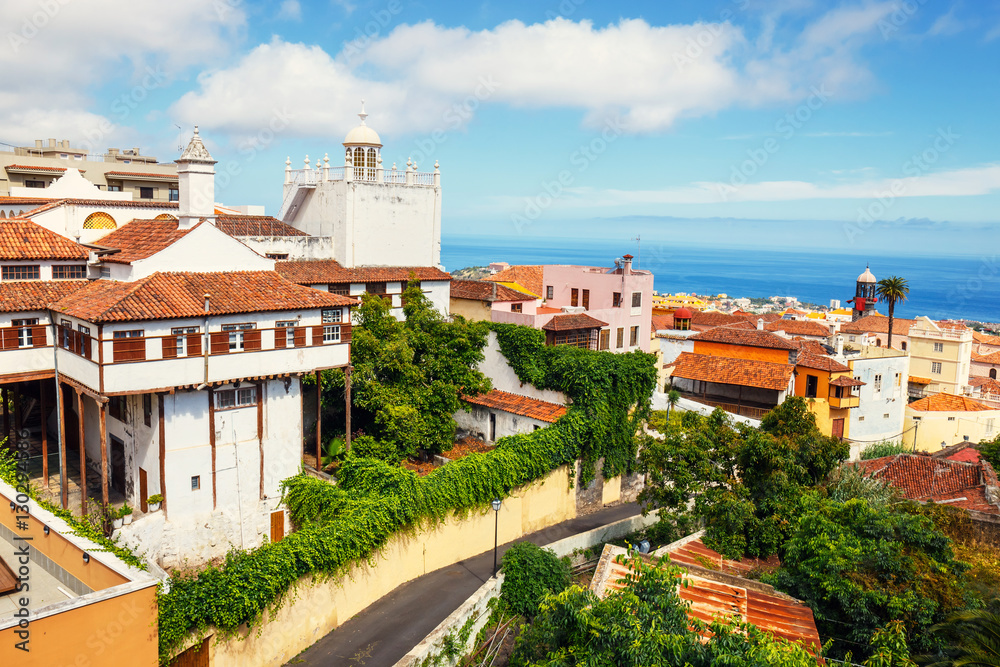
[{"xmin": 286, "ymin": 502, "xmax": 640, "ymax": 666}]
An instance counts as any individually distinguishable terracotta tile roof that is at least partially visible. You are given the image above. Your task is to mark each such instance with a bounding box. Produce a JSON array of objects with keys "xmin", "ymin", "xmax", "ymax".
[
  {"xmin": 796, "ymin": 353, "xmax": 851, "ymax": 373},
  {"xmin": 765, "ymin": 319, "xmax": 831, "ymax": 337},
  {"xmin": 541, "ymin": 313, "xmax": 608, "ymax": 331},
  {"xmin": 0, "ymin": 280, "xmax": 89, "ymax": 313},
  {"xmin": 690, "ymin": 325, "xmax": 797, "ymax": 350},
  {"xmin": 104, "ymin": 171, "xmax": 178, "ymax": 179},
  {"xmin": 275, "ymin": 259, "xmax": 451, "ymax": 285},
  {"xmin": 536, "ymin": 306, "xmax": 561, "ymax": 314},
  {"xmin": 651, "ymin": 314, "xmax": 674, "ymax": 331},
  {"xmin": 908, "ymin": 394, "xmax": 993, "ymax": 412},
  {"xmin": 487, "ymin": 265, "xmax": 543, "ymax": 297},
  {"xmin": 829, "ymin": 375, "xmax": 865, "ymax": 387},
  {"xmin": 974, "ymin": 331, "xmax": 1000, "ymax": 346},
  {"xmin": 462, "ymin": 389, "xmax": 566, "ymax": 423},
  {"xmin": 790, "ymin": 338, "xmax": 830, "ymax": 356},
  {"xmin": 909, "ymin": 376, "xmax": 933, "ymax": 384},
  {"xmin": 214, "ymin": 215, "xmax": 309, "ymax": 237},
  {"xmin": 973, "ymin": 351, "xmax": 1000, "ymax": 365},
  {"xmin": 936, "ymin": 321, "xmax": 970, "ymax": 332},
  {"xmin": 4, "ymin": 164, "xmax": 67, "ymax": 172},
  {"xmin": 970, "ymin": 377, "xmax": 1000, "ymax": 393},
  {"xmin": 93, "ymin": 218, "xmax": 195, "ymax": 264},
  {"xmin": 591, "ymin": 544, "xmax": 820, "ymax": 654},
  {"xmin": 851, "ymin": 454, "xmax": 1000, "ymax": 514},
  {"xmin": 50, "ymin": 271, "xmax": 357, "ymax": 322},
  {"xmin": 840, "ymin": 315, "xmax": 915, "ymax": 336},
  {"xmin": 21, "ymin": 198, "xmax": 180, "ymax": 217},
  {"xmin": 451, "ymin": 279, "xmax": 534, "ymax": 302},
  {"xmin": 670, "ymin": 352, "xmax": 794, "ymax": 391},
  {"xmin": 0, "ymin": 197, "xmax": 50, "ymax": 207},
  {"xmin": 0, "ymin": 218, "xmax": 89, "ymax": 260}
]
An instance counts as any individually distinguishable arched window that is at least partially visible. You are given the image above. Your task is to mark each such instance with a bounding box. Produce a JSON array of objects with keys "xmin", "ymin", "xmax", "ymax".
[
  {"xmin": 353, "ymin": 147, "xmax": 366, "ymax": 179},
  {"xmin": 991, "ymin": 368, "xmax": 997, "ymax": 380},
  {"xmin": 83, "ymin": 211, "xmax": 116, "ymax": 229},
  {"xmin": 154, "ymin": 213, "xmax": 178, "ymax": 221}
]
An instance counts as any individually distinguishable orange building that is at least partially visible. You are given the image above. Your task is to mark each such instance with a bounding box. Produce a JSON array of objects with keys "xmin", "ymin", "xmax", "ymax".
[{"xmin": 793, "ymin": 353, "xmax": 863, "ymax": 439}]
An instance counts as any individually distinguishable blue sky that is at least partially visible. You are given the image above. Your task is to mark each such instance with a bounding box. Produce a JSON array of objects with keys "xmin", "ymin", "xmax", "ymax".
[{"xmin": 3, "ymin": 0, "xmax": 999, "ymax": 254}]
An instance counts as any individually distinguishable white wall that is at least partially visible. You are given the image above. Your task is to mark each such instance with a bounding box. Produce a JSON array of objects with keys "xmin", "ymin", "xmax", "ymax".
[
  {"xmin": 454, "ymin": 404, "xmax": 549, "ymax": 442},
  {"xmin": 125, "ymin": 223, "xmax": 274, "ymax": 279},
  {"xmin": 235, "ymin": 236, "xmax": 335, "ymax": 260},
  {"xmin": 847, "ymin": 353, "xmax": 910, "ymax": 459},
  {"xmin": 479, "ymin": 332, "xmax": 567, "ymax": 406}
]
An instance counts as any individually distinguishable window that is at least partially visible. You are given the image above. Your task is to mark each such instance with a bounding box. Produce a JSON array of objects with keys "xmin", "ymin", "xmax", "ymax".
[
  {"xmin": 214, "ymin": 386, "xmax": 257, "ymax": 409},
  {"xmin": 616, "ymin": 327, "xmax": 624, "ymax": 349},
  {"xmin": 884, "ymin": 413, "xmax": 890, "ymax": 419},
  {"xmin": 510, "ymin": 303, "xmax": 522, "ymax": 313},
  {"xmin": 143, "ymin": 394, "xmax": 152, "ymax": 427},
  {"xmin": 24, "ymin": 180, "xmax": 44, "ymax": 188},
  {"xmin": 222, "ymin": 323, "xmax": 255, "ymax": 351},
  {"xmin": 265, "ymin": 253, "xmax": 289, "ymax": 260},
  {"xmin": 112, "ymin": 329, "xmax": 145, "ymax": 361},
  {"xmin": 613, "ymin": 292, "xmax": 622, "ymax": 308},
  {"xmin": 60, "ymin": 319, "xmax": 72, "ymax": 349},
  {"xmin": 933, "ymin": 342, "xmax": 944, "ymax": 353},
  {"xmin": 553, "ymin": 331, "xmax": 592, "ymax": 348},
  {"xmin": 895, "ymin": 373, "xmax": 901, "ymax": 387},
  {"xmin": 901, "ymin": 341, "xmax": 907, "ymax": 351},
  {"xmin": 2, "ymin": 265, "xmax": 40, "ymax": 280},
  {"xmin": 12, "ymin": 318, "xmax": 38, "ymax": 348},
  {"xmin": 948, "ymin": 416, "xmax": 956, "ymax": 422},
  {"xmin": 53, "ymin": 264, "xmax": 87, "ymax": 279},
  {"xmin": 546, "ymin": 286, "xmax": 554, "ymax": 300},
  {"xmin": 169, "ymin": 326, "xmax": 200, "ymax": 357},
  {"xmin": 322, "ymin": 325, "xmax": 341, "ymax": 343},
  {"xmin": 873, "ymin": 374, "xmax": 882, "ymax": 393},
  {"xmin": 629, "ymin": 326, "xmax": 639, "ymax": 347},
  {"xmin": 322, "ymin": 308, "xmax": 343, "ymax": 324},
  {"xmin": 168, "ymin": 187, "xmax": 179, "ymax": 202},
  {"xmin": 859, "ymin": 416, "xmax": 865, "ymax": 422},
  {"xmin": 191, "ymin": 476, "xmax": 201, "ymax": 491},
  {"xmin": 107, "ymin": 184, "xmax": 121, "ymax": 192},
  {"xmin": 805, "ymin": 375, "xmax": 819, "ymax": 398},
  {"xmin": 582, "ymin": 289, "xmax": 590, "ymax": 310},
  {"xmin": 571, "ymin": 289, "xmax": 579, "ymax": 307},
  {"xmin": 329, "ymin": 284, "xmax": 350, "ymax": 296},
  {"xmin": 599, "ymin": 329, "xmax": 610, "ymax": 350},
  {"xmin": 276, "ymin": 321, "xmax": 297, "ymax": 347},
  {"xmin": 108, "ymin": 396, "xmax": 127, "ymax": 421},
  {"xmin": 366, "ymin": 282, "xmax": 387, "ymax": 296},
  {"xmin": 631, "ymin": 292, "xmax": 642, "ymax": 308},
  {"xmin": 849, "ymin": 335, "xmax": 856, "ymax": 342},
  {"xmin": 139, "ymin": 186, "xmax": 154, "ymax": 199},
  {"xmin": 931, "ymin": 362, "xmax": 943, "ymax": 374}
]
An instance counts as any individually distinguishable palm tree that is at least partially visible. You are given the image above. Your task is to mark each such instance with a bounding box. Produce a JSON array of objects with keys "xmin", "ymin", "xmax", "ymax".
[
  {"xmin": 920, "ymin": 609, "xmax": 1000, "ymax": 667},
  {"xmin": 876, "ymin": 276, "xmax": 910, "ymax": 350},
  {"xmin": 665, "ymin": 389, "xmax": 681, "ymax": 426}
]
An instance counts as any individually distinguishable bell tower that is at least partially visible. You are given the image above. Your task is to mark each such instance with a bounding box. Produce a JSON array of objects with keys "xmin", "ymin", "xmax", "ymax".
[{"xmin": 850, "ymin": 265, "xmax": 878, "ymax": 321}]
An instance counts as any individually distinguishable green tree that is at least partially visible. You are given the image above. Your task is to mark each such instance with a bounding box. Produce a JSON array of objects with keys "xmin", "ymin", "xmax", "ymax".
[
  {"xmin": 876, "ymin": 276, "xmax": 910, "ymax": 350},
  {"xmin": 500, "ymin": 542, "xmax": 571, "ymax": 618},
  {"xmin": 922, "ymin": 609, "xmax": 1000, "ymax": 667}
]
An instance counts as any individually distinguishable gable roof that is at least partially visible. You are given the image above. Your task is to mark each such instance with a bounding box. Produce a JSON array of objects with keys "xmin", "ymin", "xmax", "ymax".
[
  {"xmin": 670, "ymin": 352, "xmax": 794, "ymax": 391},
  {"xmin": 851, "ymin": 454, "xmax": 1000, "ymax": 514},
  {"xmin": 21, "ymin": 198, "xmax": 180, "ymax": 217},
  {"xmin": 450, "ymin": 279, "xmax": 534, "ymax": 302},
  {"xmin": 840, "ymin": 315, "xmax": 916, "ymax": 336},
  {"xmin": 974, "ymin": 331, "xmax": 1000, "ymax": 347},
  {"xmin": 487, "ymin": 265, "xmax": 543, "ymax": 297},
  {"xmin": 908, "ymin": 394, "xmax": 994, "ymax": 412},
  {"xmin": 690, "ymin": 325, "xmax": 797, "ymax": 350},
  {"xmin": 214, "ymin": 215, "xmax": 310, "ymax": 237},
  {"xmin": 541, "ymin": 313, "xmax": 608, "ymax": 331},
  {"xmin": 462, "ymin": 389, "xmax": 566, "ymax": 423},
  {"xmin": 973, "ymin": 350, "xmax": 1000, "ymax": 365},
  {"xmin": 765, "ymin": 319, "xmax": 831, "ymax": 337},
  {"xmin": 275, "ymin": 259, "xmax": 450, "ymax": 285},
  {"xmin": 50, "ymin": 271, "xmax": 357, "ymax": 323},
  {"xmin": 0, "ymin": 218, "xmax": 89, "ymax": 260},
  {"xmin": 796, "ymin": 353, "xmax": 851, "ymax": 373},
  {"xmin": 969, "ymin": 377, "xmax": 1000, "ymax": 394},
  {"xmin": 94, "ymin": 218, "xmax": 195, "ymax": 264},
  {"xmin": 0, "ymin": 280, "xmax": 89, "ymax": 313}
]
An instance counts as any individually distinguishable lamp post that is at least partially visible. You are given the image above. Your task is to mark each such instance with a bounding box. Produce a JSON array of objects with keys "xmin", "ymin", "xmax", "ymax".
[{"xmin": 491, "ymin": 498, "xmax": 502, "ymax": 578}]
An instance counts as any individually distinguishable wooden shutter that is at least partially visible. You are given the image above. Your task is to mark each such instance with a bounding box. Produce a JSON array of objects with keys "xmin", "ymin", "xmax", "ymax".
[
  {"xmin": 162, "ymin": 335, "xmax": 177, "ymax": 359},
  {"xmin": 294, "ymin": 327, "xmax": 307, "ymax": 348},
  {"xmin": 341, "ymin": 324, "xmax": 352, "ymax": 344},
  {"xmin": 313, "ymin": 325, "xmax": 325, "ymax": 345},
  {"xmin": 210, "ymin": 332, "xmax": 229, "ymax": 354},
  {"xmin": 188, "ymin": 333, "xmax": 202, "ymax": 357},
  {"xmin": 244, "ymin": 329, "xmax": 261, "ymax": 351},
  {"xmin": 274, "ymin": 328, "xmax": 287, "ymax": 349},
  {"xmin": 31, "ymin": 325, "xmax": 46, "ymax": 348},
  {"xmin": 1, "ymin": 328, "xmax": 17, "ymax": 350},
  {"xmin": 113, "ymin": 337, "xmax": 145, "ymax": 362},
  {"xmin": 81, "ymin": 334, "xmax": 92, "ymax": 359}
]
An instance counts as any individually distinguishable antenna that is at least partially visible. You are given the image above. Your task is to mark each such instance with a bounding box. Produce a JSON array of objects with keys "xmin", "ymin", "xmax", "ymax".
[
  {"xmin": 631, "ymin": 234, "xmax": 641, "ymax": 269},
  {"xmin": 174, "ymin": 124, "xmax": 183, "ymax": 152}
]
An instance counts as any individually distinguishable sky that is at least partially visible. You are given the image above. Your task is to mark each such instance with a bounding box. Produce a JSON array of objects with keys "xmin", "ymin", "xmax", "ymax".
[{"xmin": 3, "ymin": 0, "xmax": 1000, "ymax": 255}]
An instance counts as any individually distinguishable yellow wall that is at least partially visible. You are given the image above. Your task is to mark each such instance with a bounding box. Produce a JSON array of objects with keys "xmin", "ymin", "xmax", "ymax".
[
  {"xmin": 793, "ymin": 370, "xmax": 851, "ymax": 439},
  {"xmin": 692, "ymin": 340, "xmax": 789, "ymax": 364},
  {"xmin": 195, "ymin": 464, "xmax": 585, "ymax": 667},
  {"xmin": 449, "ymin": 298, "xmax": 493, "ymax": 322},
  {"xmin": 909, "ymin": 337, "xmax": 966, "ymax": 394},
  {"xmin": 903, "ymin": 408, "xmax": 1000, "ymax": 451}
]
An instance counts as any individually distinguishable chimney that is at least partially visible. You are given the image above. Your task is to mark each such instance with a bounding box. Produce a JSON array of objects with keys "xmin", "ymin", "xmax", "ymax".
[
  {"xmin": 48, "ymin": 138, "xmax": 56, "ymax": 147},
  {"xmin": 834, "ymin": 335, "xmax": 844, "ymax": 356},
  {"xmin": 757, "ymin": 318, "xmax": 764, "ymax": 331},
  {"xmin": 176, "ymin": 126, "xmax": 217, "ymax": 229},
  {"xmin": 622, "ymin": 254, "xmax": 633, "ymax": 274},
  {"xmin": 204, "ymin": 293, "xmax": 211, "ymax": 312},
  {"xmin": 34, "ymin": 140, "xmax": 42, "ymax": 148}
]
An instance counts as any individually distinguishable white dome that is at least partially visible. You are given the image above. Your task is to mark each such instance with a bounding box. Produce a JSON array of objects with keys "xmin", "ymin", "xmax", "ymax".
[
  {"xmin": 857, "ymin": 266, "xmax": 876, "ymax": 283},
  {"xmin": 343, "ymin": 101, "xmax": 382, "ymax": 146}
]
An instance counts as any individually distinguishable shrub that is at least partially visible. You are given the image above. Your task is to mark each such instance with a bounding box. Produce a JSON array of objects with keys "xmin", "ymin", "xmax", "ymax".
[
  {"xmin": 500, "ymin": 542, "xmax": 571, "ymax": 618},
  {"xmin": 860, "ymin": 440, "xmax": 910, "ymax": 460}
]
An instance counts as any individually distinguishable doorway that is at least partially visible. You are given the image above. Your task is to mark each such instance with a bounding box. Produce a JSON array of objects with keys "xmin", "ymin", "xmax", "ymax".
[
  {"xmin": 832, "ymin": 418, "xmax": 845, "ymax": 439},
  {"xmin": 489, "ymin": 413, "xmax": 496, "ymax": 442},
  {"xmin": 110, "ymin": 435, "xmax": 126, "ymax": 495}
]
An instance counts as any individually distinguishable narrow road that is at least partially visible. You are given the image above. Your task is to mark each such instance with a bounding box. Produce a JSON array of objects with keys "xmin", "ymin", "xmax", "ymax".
[{"xmin": 286, "ymin": 502, "xmax": 641, "ymax": 666}]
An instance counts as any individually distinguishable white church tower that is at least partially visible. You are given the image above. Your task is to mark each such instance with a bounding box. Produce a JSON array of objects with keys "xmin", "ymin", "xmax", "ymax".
[
  {"xmin": 279, "ymin": 102, "xmax": 442, "ymax": 268},
  {"xmin": 176, "ymin": 126, "xmax": 217, "ymax": 229}
]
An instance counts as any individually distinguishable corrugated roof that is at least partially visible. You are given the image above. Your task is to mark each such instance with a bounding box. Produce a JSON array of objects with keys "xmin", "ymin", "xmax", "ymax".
[
  {"xmin": 670, "ymin": 352, "xmax": 794, "ymax": 391},
  {"xmin": 0, "ymin": 218, "xmax": 89, "ymax": 260},
  {"xmin": 462, "ymin": 389, "xmax": 566, "ymax": 423},
  {"xmin": 276, "ymin": 259, "xmax": 450, "ymax": 285}
]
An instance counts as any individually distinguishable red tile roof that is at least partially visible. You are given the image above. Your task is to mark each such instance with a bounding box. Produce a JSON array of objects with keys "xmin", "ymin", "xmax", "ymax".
[
  {"xmin": 451, "ymin": 279, "xmax": 534, "ymax": 302},
  {"xmin": 21, "ymin": 198, "xmax": 180, "ymax": 217},
  {"xmin": 670, "ymin": 352, "xmax": 794, "ymax": 391},
  {"xmin": 214, "ymin": 215, "xmax": 309, "ymax": 237},
  {"xmin": 970, "ymin": 377, "xmax": 1000, "ymax": 394},
  {"xmin": 4, "ymin": 164, "xmax": 67, "ymax": 172},
  {"xmin": 765, "ymin": 319, "xmax": 831, "ymax": 337},
  {"xmin": 651, "ymin": 314, "xmax": 674, "ymax": 331},
  {"xmin": 690, "ymin": 325, "xmax": 797, "ymax": 350},
  {"xmin": 0, "ymin": 280, "xmax": 89, "ymax": 313},
  {"xmin": 275, "ymin": 259, "xmax": 450, "ymax": 285},
  {"xmin": 462, "ymin": 389, "xmax": 566, "ymax": 423},
  {"xmin": 541, "ymin": 313, "xmax": 608, "ymax": 331},
  {"xmin": 908, "ymin": 394, "xmax": 993, "ymax": 412},
  {"xmin": 829, "ymin": 375, "xmax": 865, "ymax": 387},
  {"xmin": 104, "ymin": 171, "xmax": 178, "ymax": 179},
  {"xmin": 93, "ymin": 218, "xmax": 195, "ymax": 264},
  {"xmin": 796, "ymin": 353, "xmax": 851, "ymax": 373},
  {"xmin": 909, "ymin": 376, "xmax": 933, "ymax": 384},
  {"xmin": 0, "ymin": 197, "xmax": 51, "ymax": 207},
  {"xmin": 974, "ymin": 331, "xmax": 1000, "ymax": 347},
  {"xmin": 840, "ymin": 315, "xmax": 915, "ymax": 336},
  {"xmin": 973, "ymin": 351, "xmax": 1000, "ymax": 365},
  {"xmin": 790, "ymin": 338, "xmax": 830, "ymax": 356},
  {"xmin": 50, "ymin": 271, "xmax": 357, "ymax": 322},
  {"xmin": 851, "ymin": 454, "xmax": 1000, "ymax": 514},
  {"xmin": 487, "ymin": 265, "xmax": 543, "ymax": 297},
  {"xmin": 0, "ymin": 218, "xmax": 89, "ymax": 260}
]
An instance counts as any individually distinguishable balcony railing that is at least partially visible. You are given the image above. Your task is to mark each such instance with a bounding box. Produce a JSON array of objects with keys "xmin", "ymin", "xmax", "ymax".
[
  {"xmin": 828, "ymin": 394, "xmax": 860, "ymax": 409},
  {"xmin": 286, "ymin": 167, "xmax": 437, "ymax": 187}
]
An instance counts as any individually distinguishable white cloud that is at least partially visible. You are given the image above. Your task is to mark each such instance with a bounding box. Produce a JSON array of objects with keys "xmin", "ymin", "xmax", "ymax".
[
  {"xmin": 278, "ymin": 0, "xmax": 302, "ymax": 21},
  {"xmin": 927, "ymin": 7, "xmax": 967, "ymax": 37},
  {"xmin": 171, "ymin": 6, "xmax": 897, "ymax": 139}
]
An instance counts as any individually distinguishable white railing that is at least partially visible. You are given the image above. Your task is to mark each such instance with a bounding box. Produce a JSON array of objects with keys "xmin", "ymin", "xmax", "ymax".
[
  {"xmin": 286, "ymin": 168, "xmax": 436, "ymax": 187},
  {"xmin": 414, "ymin": 172, "xmax": 435, "ymax": 186},
  {"xmin": 384, "ymin": 170, "xmax": 406, "ymax": 184}
]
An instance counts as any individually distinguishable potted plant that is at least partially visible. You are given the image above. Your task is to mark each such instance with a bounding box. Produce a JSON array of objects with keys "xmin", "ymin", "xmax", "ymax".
[
  {"xmin": 121, "ymin": 504, "xmax": 133, "ymax": 525},
  {"xmin": 147, "ymin": 494, "xmax": 163, "ymax": 512},
  {"xmin": 112, "ymin": 508, "xmax": 124, "ymax": 530}
]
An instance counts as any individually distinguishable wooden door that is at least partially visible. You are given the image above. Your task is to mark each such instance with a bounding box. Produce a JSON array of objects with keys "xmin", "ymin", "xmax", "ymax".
[
  {"xmin": 270, "ymin": 511, "xmax": 284, "ymax": 542},
  {"xmin": 168, "ymin": 637, "xmax": 210, "ymax": 667},
  {"xmin": 110, "ymin": 435, "xmax": 126, "ymax": 495},
  {"xmin": 832, "ymin": 418, "xmax": 845, "ymax": 440},
  {"xmin": 139, "ymin": 469, "xmax": 148, "ymax": 513}
]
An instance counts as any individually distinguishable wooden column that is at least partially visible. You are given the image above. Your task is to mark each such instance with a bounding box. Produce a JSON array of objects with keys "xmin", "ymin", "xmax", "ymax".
[
  {"xmin": 99, "ymin": 401, "xmax": 108, "ymax": 508},
  {"xmin": 315, "ymin": 371, "xmax": 322, "ymax": 471},
  {"xmin": 58, "ymin": 383, "xmax": 68, "ymax": 509},
  {"xmin": 76, "ymin": 390, "xmax": 86, "ymax": 517},
  {"xmin": 12, "ymin": 386, "xmax": 21, "ymax": 444},
  {"xmin": 257, "ymin": 383, "xmax": 264, "ymax": 499},
  {"xmin": 208, "ymin": 389, "xmax": 217, "ymax": 509},
  {"xmin": 158, "ymin": 395, "xmax": 166, "ymax": 518},
  {"xmin": 40, "ymin": 380, "xmax": 48, "ymax": 487},
  {"xmin": 344, "ymin": 366, "xmax": 352, "ymax": 452},
  {"xmin": 2, "ymin": 387, "xmax": 9, "ymax": 440}
]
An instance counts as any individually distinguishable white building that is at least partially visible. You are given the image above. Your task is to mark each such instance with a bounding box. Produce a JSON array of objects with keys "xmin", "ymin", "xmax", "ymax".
[{"xmin": 843, "ymin": 346, "xmax": 910, "ymax": 459}]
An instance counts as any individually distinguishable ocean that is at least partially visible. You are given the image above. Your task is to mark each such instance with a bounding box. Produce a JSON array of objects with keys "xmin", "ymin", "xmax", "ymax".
[{"xmin": 440, "ymin": 235, "xmax": 1000, "ymax": 324}]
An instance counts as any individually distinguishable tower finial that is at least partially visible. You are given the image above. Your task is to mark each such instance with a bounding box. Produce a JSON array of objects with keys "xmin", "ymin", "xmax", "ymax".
[{"xmin": 359, "ymin": 99, "xmax": 368, "ymax": 125}]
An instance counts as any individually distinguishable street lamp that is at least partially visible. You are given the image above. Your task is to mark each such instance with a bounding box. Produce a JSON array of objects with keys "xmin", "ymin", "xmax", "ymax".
[{"xmin": 491, "ymin": 498, "xmax": 502, "ymax": 578}]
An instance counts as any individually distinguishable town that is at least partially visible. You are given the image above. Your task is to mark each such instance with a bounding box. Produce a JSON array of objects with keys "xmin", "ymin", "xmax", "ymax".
[{"xmin": 0, "ymin": 111, "xmax": 998, "ymax": 667}]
